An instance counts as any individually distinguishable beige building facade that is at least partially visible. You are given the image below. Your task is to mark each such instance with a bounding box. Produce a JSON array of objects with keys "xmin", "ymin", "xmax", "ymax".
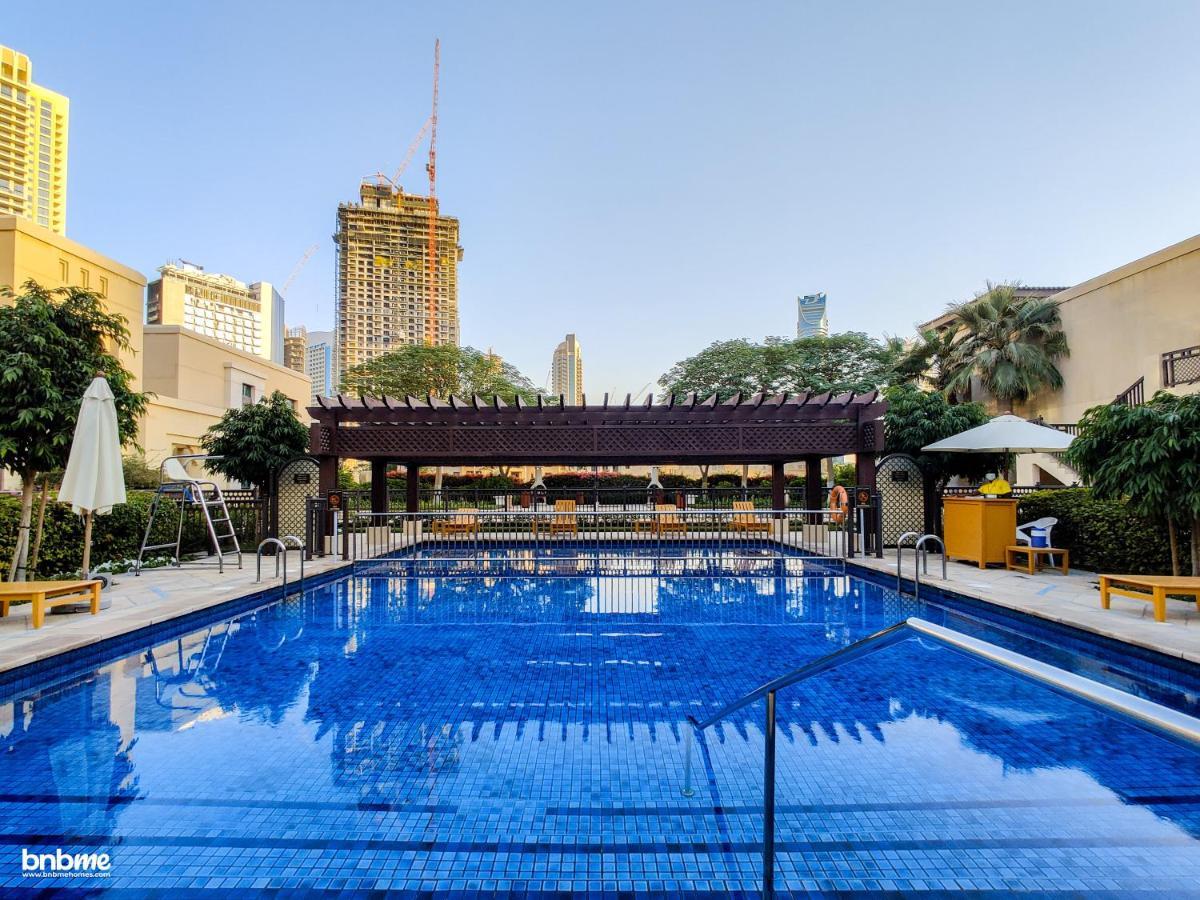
[
  {"xmin": 146, "ymin": 261, "xmax": 285, "ymax": 364},
  {"xmin": 140, "ymin": 325, "xmax": 311, "ymax": 468},
  {"xmin": 0, "ymin": 46, "xmax": 69, "ymax": 234},
  {"xmin": 0, "ymin": 215, "xmax": 145, "ymax": 385},
  {"xmin": 1021, "ymin": 234, "xmax": 1200, "ymax": 424}
]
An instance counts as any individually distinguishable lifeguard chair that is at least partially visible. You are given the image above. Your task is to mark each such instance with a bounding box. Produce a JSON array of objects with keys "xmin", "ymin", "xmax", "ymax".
[{"xmin": 135, "ymin": 455, "xmax": 243, "ymax": 574}]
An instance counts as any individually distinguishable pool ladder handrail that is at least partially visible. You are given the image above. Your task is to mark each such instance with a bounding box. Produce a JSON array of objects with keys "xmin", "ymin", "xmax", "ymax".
[
  {"xmin": 680, "ymin": 615, "xmax": 1200, "ymax": 898},
  {"xmin": 896, "ymin": 532, "xmax": 947, "ymax": 600},
  {"xmin": 255, "ymin": 535, "xmax": 306, "ymax": 596}
]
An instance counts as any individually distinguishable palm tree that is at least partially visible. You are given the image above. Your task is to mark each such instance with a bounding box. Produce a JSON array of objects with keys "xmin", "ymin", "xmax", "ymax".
[{"xmin": 941, "ymin": 284, "xmax": 1069, "ymax": 408}]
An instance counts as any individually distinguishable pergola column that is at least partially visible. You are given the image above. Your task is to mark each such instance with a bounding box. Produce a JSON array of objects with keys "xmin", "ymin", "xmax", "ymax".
[
  {"xmin": 855, "ymin": 452, "xmax": 878, "ymax": 490},
  {"xmin": 804, "ymin": 456, "xmax": 823, "ymax": 510},
  {"xmin": 771, "ymin": 462, "xmax": 787, "ymax": 517},
  {"xmin": 406, "ymin": 464, "xmax": 421, "ymax": 513},
  {"xmin": 370, "ymin": 459, "xmax": 389, "ymax": 513},
  {"xmin": 318, "ymin": 455, "xmax": 340, "ymax": 496}
]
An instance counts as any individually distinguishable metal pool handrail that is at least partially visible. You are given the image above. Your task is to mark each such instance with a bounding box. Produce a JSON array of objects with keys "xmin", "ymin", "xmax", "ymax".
[{"xmin": 681, "ymin": 616, "xmax": 1200, "ymax": 897}]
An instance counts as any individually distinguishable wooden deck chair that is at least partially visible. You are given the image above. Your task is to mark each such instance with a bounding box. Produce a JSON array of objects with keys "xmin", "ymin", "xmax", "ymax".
[
  {"xmin": 431, "ymin": 508, "xmax": 480, "ymax": 534},
  {"xmin": 654, "ymin": 503, "xmax": 688, "ymax": 534},
  {"xmin": 534, "ymin": 499, "xmax": 578, "ymax": 534},
  {"xmin": 728, "ymin": 500, "xmax": 770, "ymax": 533}
]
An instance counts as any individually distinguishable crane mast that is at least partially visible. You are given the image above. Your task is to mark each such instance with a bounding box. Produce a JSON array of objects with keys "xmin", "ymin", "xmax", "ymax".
[{"xmin": 424, "ymin": 39, "xmax": 440, "ymax": 345}]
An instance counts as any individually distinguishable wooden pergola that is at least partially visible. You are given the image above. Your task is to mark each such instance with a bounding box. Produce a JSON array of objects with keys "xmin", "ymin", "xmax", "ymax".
[{"xmin": 308, "ymin": 390, "xmax": 887, "ymax": 512}]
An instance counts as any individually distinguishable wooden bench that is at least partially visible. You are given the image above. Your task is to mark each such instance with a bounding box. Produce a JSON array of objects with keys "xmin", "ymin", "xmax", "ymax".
[
  {"xmin": 1099, "ymin": 574, "xmax": 1200, "ymax": 623},
  {"xmin": 1005, "ymin": 545, "xmax": 1069, "ymax": 576},
  {"xmin": 0, "ymin": 580, "xmax": 102, "ymax": 629}
]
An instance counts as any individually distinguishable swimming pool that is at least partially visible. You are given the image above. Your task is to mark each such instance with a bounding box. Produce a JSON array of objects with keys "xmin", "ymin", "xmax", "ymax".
[{"xmin": 4, "ymin": 545, "xmax": 1200, "ymax": 894}]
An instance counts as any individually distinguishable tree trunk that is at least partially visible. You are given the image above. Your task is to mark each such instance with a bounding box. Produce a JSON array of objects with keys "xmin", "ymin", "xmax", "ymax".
[
  {"xmin": 698, "ymin": 465, "xmax": 710, "ymax": 491},
  {"xmin": 8, "ymin": 475, "xmax": 36, "ymax": 582},
  {"xmin": 1192, "ymin": 517, "xmax": 1200, "ymax": 577},
  {"xmin": 1167, "ymin": 517, "xmax": 1180, "ymax": 577},
  {"xmin": 741, "ymin": 464, "xmax": 749, "ymax": 489},
  {"xmin": 29, "ymin": 476, "xmax": 51, "ymax": 574}
]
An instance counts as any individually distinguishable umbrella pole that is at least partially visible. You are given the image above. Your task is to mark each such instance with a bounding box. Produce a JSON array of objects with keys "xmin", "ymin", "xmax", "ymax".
[{"xmin": 81, "ymin": 510, "xmax": 93, "ymax": 579}]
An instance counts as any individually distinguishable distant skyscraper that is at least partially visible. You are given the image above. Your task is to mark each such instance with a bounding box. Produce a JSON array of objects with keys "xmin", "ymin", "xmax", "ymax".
[
  {"xmin": 306, "ymin": 330, "xmax": 334, "ymax": 402},
  {"xmin": 551, "ymin": 333, "xmax": 584, "ymax": 405},
  {"xmin": 146, "ymin": 261, "xmax": 285, "ymax": 363},
  {"xmin": 0, "ymin": 45, "xmax": 69, "ymax": 234},
  {"xmin": 334, "ymin": 182, "xmax": 463, "ymax": 380},
  {"xmin": 283, "ymin": 326, "xmax": 307, "ymax": 372},
  {"xmin": 796, "ymin": 293, "xmax": 829, "ymax": 338}
]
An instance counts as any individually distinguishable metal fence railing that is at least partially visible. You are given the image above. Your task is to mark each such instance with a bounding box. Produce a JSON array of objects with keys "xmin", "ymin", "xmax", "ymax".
[
  {"xmin": 308, "ymin": 507, "xmax": 873, "ymax": 574},
  {"xmin": 1163, "ymin": 345, "xmax": 1200, "ymax": 388}
]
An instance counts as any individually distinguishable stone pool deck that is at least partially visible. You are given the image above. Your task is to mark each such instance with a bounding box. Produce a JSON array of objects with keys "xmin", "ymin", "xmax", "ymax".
[
  {"xmin": 847, "ymin": 550, "xmax": 1200, "ymax": 664},
  {"xmin": 0, "ymin": 554, "xmax": 351, "ymax": 675},
  {"xmin": 2, "ymin": 538, "xmax": 1199, "ymax": 676}
]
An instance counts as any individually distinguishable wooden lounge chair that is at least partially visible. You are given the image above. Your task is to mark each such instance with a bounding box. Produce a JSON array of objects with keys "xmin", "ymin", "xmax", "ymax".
[
  {"xmin": 0, "ymin": 580, "xmax": 101, "ymax": 629},
  {"xmin": 1099, "ymin": 574, "xmax": 1200, "ymax": 623},
  {"xmin": 652, "ymin": 503, "xmax": 688, "ymax": 534},
  {"xmin": 533, "ymin": 499, "xmax": 578, "ymax": 535},
  {"xmin": 430, "ymin": 508, "xmax": 479, "ymax": 534},
  {"xmin": 728, "ymin": 500, "xmax": 770, "ymax": 533}
]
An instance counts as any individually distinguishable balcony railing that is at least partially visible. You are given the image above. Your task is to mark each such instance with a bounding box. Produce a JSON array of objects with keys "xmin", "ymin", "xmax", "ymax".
[
  {"xmin": 1114, "ymin": 376, "xmax": 1145, "ymax": 407},
  {"xmin": 1163, "ymin": 345, "xmax": 1200, "ymax": 388}
]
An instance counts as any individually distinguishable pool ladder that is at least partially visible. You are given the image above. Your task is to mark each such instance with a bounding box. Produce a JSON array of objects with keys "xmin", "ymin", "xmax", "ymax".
[
  {"xmin": 256, "ymin": 535, "xmax": 305, "ymax": 597},
  {"xmin": 895, "ymin": 532, "xmax": 946, "ymax": 600}
]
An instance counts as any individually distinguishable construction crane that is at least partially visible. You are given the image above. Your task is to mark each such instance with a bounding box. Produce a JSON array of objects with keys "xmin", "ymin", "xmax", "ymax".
[
  {"xmin": 283, "ymin": 243, "xmax": 319, "ymax": 295},
  {"xmin": 423, "ymin": 39, "xmax": 440, "ymax": 346},
  {"xmin": 369, "ymin": 115, "xmax": 432, "ymax": 191}
]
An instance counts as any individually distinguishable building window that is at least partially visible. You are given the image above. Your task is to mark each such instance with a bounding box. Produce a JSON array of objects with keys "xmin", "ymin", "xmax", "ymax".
[
  {"xmin": 241, "ymin": 383, "xmax": 255, "ymax": 406},
  {"xmin": 98, "ymin": 276, "xmax": 108, "ymax": 298},
  {"xmin": 80, "ymin": 268, "xmax": 90, "ymax": 289},
  {"xmin": 59, "ymin": 259, "xmax": 69, "ymax": 282}
]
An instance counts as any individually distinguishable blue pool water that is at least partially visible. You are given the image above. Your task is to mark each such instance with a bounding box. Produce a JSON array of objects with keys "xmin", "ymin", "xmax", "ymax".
[{"xmin": 4, "ymin": 546, "xmax": 1200, "ymax": 894}]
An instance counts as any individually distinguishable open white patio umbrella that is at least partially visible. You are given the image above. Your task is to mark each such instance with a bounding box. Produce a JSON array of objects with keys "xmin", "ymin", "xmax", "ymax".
[
  {"xmin": 58, "ymin": 375, "xmax": 126, "ymax": 580},
  {"xmin": 922, "ymin": 414, "xmax": 1074, "ymax": 454}
]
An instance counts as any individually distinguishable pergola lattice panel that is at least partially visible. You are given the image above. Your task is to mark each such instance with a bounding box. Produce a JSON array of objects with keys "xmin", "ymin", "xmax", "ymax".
[{"xmin": 310, "ymin": 390, "xmax": 886, "ymax": 466}]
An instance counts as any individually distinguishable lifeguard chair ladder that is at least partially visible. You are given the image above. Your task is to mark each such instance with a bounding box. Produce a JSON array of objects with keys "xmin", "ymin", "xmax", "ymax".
[{"xmin": 135, "ymin": 455, "xmax": 243, "ymax": 574}]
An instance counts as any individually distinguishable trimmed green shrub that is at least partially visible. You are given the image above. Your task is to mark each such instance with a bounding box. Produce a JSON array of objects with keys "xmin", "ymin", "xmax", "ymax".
[{"xmin": 1017, "ymin": 489, "xmax": 1191, "ymax": 575}]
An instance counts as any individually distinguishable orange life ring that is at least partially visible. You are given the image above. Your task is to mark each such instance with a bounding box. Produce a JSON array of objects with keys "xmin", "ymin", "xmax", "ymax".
[{"xmin": 828, "ymin": 485, "xmax": 849, "ymax": 524}]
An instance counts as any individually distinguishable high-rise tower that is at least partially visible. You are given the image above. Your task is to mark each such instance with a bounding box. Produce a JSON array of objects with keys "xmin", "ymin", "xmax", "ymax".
[
  {"xmin": 551, "ymin": 334, "xmax": 584, "ymax": 405},
  {"xmin": 0, "ymin": 45, "xmax": 69, "ymax": 234},
  {"xmin": 796, "ymin": 293, "xmax": 829, "ymax": 338},
  {"xmin": 334, "ymin": 182, "xmax": 462, "ymax": 379}
]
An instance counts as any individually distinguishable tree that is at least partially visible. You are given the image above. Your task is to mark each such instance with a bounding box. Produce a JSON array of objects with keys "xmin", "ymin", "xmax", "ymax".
[
  {"xmin": 940, "ymin": 284, "xmax": 1069, "ymax": 407},
  {"xmin": 341, "ymin": 344, "xmax": 541, "ymax": 402},
  {"xmin": 201, "ymin": 391, "xmax": 310, "ymax": 494},
  {"xmin": 659, "ymin": 332, "xmax": 903, "ymax": 398},
  {"xmin": 1065, "ymin": 392, "xmax": 1200, "ymax": 575},
  {"xmin": 0, "ymin": 282, "xmax": 147, "ymax": 581},
  {"xmin": 882, "ymin": 384, "xmax": 1000, "ymax": 493}
]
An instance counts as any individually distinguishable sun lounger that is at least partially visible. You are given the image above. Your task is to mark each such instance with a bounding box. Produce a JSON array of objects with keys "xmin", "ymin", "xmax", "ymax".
[
  {"xmin": 0, "ymin": 580, "xmax": 101, "ymax": 629},
  {"xmin": 728, "ymin": 500, "xmax": 770, "ymax": 533},
  {"xmin": 533, "ymin": 500, "xmax": 578, "ymax": 535},
  {"xmin": 430, "ymin": 508, "xmax": 479, "ymax": 534},
  {"xmin": 652, "ymin": 503, "xmax": 688, "ymax": 534},
  {"xmin": 1099, "ymin": 574, "xmax": 1200, "ymax": 623}
]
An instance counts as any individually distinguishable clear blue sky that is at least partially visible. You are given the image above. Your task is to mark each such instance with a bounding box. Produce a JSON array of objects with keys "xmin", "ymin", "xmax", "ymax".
[{"xmin": 6, "ymin": 2, "xmax": 1200, "ymax": 397}]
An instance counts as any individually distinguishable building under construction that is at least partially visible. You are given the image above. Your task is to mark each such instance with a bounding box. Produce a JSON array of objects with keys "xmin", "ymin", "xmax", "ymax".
[{"xmin": 334, "ymin": 181, "xmax": 463, "ymax": 379}]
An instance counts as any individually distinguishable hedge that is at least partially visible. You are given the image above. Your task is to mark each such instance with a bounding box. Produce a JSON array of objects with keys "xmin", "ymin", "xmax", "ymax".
[
  {"xmin": 1017, "ymin": 489, "xmax": 1193, "ymax": 576},
  {"xmin": 0, "ymin": 491, "xmax": 264, "ymax": 580}
]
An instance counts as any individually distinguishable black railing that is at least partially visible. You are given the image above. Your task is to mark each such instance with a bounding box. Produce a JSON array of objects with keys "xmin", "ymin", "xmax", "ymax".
[
  {"xmin": 1114, "ymin": 376, "xmax": 1145, "ymax": 407},
  {"xmin": 941, "ymin": 484, "xmax": 1071, "ymax": 498},
  {"xmin": 1163, "ymin": 345, "xmax": 1200, "ymax": 388}
]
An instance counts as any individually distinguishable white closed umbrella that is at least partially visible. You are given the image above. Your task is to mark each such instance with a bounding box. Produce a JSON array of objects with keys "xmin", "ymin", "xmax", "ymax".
[
  {"xmin": 58, "ymin": 375, "xmax": 126, "ymax": 579},
  {"xmin": 922, "ymin": 414, "xmax": 1074, "ymax": 454}
]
